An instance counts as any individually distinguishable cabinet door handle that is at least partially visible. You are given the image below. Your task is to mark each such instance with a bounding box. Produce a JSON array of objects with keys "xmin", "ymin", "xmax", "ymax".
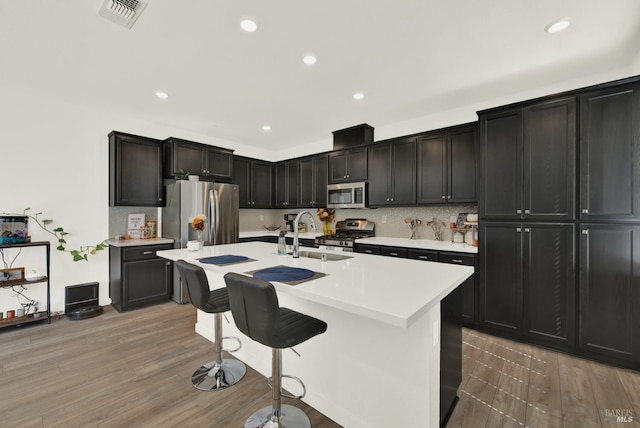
[
  {"xmin": 447, "ymin": 196, "xmax": 451, "ymax": 199},
  {"xmin": 390, "ymin": 198, "xmax": 394, "ymax": 202},
  {"xmin": 516, "ymin": 227, "xmax": 522, "ymax": 232},
  {"xmin": 524, "ymin": 209, "xmax": 530, "ymax": 214},
  {"xmin": 452, "ymin": 258, "xmax": 463, "ymax": 263},
  {"xmin": 143, "ymin": 251, "xmax": 154, "ymax": 255},
  {"xmin": 516, "ymin": 209, "xmax": 522, "ymax": 214},
  {"xmin": 582, "ymin": 209, "xmax": 589, "ymax": 214},
  {"xmin": 441, "ymin": 195, "xmax": 446, "ymax": 199},
  {"xmin": 419, "ymin": 255, "xmax": 429, "ymax": 260},
  {"xmin": 166, "ymin": 261, "xmax": 171, "ymax": 266},
  {"xmin": 365, "ymin": 249, "xmax": 373, "ymax": 254},
  {"xmin": 389, "ymin": 252, "xmax": 398, "ymax": 256},
  {"xmin": 524, "ymin": 228, "xmax": 530, "ymax": 233},
  {"xmin": 582, "ymin": 230, "xmax": 589, "ymax": 235}
]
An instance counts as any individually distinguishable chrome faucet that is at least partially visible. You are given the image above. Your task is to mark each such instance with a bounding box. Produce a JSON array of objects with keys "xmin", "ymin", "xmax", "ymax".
[{"xmin": 293, "ymin": 211, "xmax": 317, "ymax": 258}]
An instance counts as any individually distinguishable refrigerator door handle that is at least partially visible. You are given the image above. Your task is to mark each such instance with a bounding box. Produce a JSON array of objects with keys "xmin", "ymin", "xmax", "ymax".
[
  {"xmin": 214, "ymin": 188, "xmax": 220, "ymax": 245},
  {"xmin": 209, "ymin": 188, "xmax": 216, "ymax": 245}
]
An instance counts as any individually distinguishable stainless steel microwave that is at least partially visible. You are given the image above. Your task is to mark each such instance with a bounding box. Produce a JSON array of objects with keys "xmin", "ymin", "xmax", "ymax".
[{"xmin": 327, "ymin": 182, "xmax": 367, "ymax": 209}]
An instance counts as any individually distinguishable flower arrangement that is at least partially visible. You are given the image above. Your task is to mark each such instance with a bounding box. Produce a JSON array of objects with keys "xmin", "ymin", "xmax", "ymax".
[
  {"xmin": 316, "ymin": 208, "xmax": 335, "ymax": 235},
  {"xmin": 192, "ymin": 214, "xmax": 206, "ymax": 241}
]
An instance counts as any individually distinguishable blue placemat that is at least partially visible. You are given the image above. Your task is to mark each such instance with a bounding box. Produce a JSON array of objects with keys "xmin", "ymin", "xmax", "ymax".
[
  {"xmin": 198, "ymin": 255, "xmax": 251, "ymax": 265},
  {"xmin": 253, "ymin": 266, "xmax": 315, "ymax": 282}
]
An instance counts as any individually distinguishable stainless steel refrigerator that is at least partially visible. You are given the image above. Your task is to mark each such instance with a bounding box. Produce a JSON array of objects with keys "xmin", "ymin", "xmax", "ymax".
[{"xmin": 163, "ymin": 180, "xmax": 239, "ymax": 303}]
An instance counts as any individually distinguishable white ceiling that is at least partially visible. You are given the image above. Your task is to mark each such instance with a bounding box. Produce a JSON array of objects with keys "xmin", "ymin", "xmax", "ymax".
[{"xmin": 2, "ymin": 0, "xmax": 640, "ymax": 152}]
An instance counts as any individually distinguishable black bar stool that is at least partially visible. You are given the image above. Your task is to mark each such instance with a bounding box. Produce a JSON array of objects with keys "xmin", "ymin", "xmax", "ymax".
[
  {"xmin": 175, "ymin": 260, "xmax": 246, "ymax": 391},
  {"xmin": 224, "ymin": 272, "xmax": 327, "ymax": 428}
]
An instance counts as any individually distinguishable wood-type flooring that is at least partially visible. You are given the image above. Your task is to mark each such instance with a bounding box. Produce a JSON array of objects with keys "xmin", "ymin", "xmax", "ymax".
[{"xmin": 1, "ymin": 302, "xmax": 639, "ymax": 427}]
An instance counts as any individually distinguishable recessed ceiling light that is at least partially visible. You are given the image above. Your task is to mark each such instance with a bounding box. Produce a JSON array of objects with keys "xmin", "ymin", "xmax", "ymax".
[
  {"xmin": 240, "ymin": 19, "xmax": 258, "ymax": 33},
  {"xmin": 545, "ymin": 18, "xmax": 571, "ymax": 33},
  {"xmin": 155, "ymin": 91, "xmax": 169, "ymax": 99},
  {"xmin": 353, "ymin": 92, "xmax": 365, "ymax": 100},
  {"xmin": 262, "ymin": 125, "xmax": 271, "ymax": 132},
  {"xmin": 303, "ymin": 55, "xmax": 317, "ymax": 65}
]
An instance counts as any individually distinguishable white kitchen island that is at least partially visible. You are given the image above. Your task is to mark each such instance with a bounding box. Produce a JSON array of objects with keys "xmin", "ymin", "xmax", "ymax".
[{"xmin": 157, "ymin": 242, "xmax": 473, "ymax": 428}]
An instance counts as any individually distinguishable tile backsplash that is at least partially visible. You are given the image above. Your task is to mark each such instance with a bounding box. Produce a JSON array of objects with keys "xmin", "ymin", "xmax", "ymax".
[{"xmin": 240, "ymin": 205, "xmax": 478, "ymax": 241}]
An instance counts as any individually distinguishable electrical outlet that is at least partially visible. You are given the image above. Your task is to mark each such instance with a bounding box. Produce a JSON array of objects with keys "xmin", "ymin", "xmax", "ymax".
[{"xmin": 382, "ymin": 215, "xmax": 387, "ymax": 223}]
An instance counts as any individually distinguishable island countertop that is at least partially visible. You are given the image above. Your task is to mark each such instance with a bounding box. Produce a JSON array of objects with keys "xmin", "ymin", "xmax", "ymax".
[{"xmin": 157, "ymin": 241, "xmax": 473, "ymax": 328}]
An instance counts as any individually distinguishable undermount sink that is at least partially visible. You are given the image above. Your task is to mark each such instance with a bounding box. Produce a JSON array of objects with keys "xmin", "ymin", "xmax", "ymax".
[{"xmin": 288, "ymin": 251, "xmax": 353, "ymax": 261}]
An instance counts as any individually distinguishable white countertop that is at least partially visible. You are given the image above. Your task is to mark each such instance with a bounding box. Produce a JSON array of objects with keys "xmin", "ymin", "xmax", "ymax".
[
  {"xmin": 240, "ymin": 230, "xmax": 322, "ymax": 239},
  {"xmin": 355, "ymin": 236, "xmax": 478, "ymax": 254},
  {"xmin": 157, "ymin": 241, "xmax": 473, "ymax": 328},
  {"xmin": 106, "ymin": 237, "xmax": 174, "ymax": 247}
]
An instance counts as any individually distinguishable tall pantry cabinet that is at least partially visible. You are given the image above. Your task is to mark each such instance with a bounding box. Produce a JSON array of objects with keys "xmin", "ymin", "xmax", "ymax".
[
  {"xmin": 479, "ymin": 78, "xmax": 640, "ymax": 369},
  {"xmin": 479, "ymin": 96, "xmax": 576, "ymax": 349},
  {"xmin": 578, "ymin": 83, "xmax": 640, "ymax": 366}
]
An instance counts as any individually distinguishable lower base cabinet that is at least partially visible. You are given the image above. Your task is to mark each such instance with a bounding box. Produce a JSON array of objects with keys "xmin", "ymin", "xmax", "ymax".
[
  {"xmin": 109, "ymin": 244, "xmax": 173, "ymax": 312},
  {"xmin": 579, "ymin": 224, "xmax": 640, "ymax": 366},
  {"xmin": 479, "ymin": 222, "xmax": 575, "ymax": 348}
]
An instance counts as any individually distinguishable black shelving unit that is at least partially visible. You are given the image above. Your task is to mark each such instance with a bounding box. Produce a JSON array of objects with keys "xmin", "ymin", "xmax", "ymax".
[{"xmin": 0, "ymin": 241, "xmax": 50, "ymax": 328}]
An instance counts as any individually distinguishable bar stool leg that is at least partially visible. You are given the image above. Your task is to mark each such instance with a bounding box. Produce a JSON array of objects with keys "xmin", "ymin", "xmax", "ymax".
[
  {"xmin": 191, "ymin": 313, "xmax": 246, "ymax": 391},
  {"xmin": 244, "ymin": 348, "xmax": 311, "ymax": 428}
]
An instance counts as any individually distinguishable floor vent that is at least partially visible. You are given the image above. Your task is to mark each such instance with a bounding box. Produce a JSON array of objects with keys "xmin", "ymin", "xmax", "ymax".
[{"xmin": 97, "ymin": 0, "xmax": 148, "ymax": 29}]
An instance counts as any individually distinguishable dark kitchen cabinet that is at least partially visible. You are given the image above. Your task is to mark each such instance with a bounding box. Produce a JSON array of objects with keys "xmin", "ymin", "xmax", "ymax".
[
  {"xmin": 109, "ymin": 244, "xmax": 173, "ymax": 312},
  {"xmin": 579, "ymin": 83, "xmax": 640, "ymax": 221},
  {"xmin": 233, "ymin": 156, "xmax": 273, "ymax": 208},
  {"xmin": 524, "ymin": 223, "xmax": 575, "ymax": 347},
  {"xmin": 579, "ymin": 224, "xmax": 640, "ymax": 365},
  {"xmin": 328, "ymin": 147, "xmax": 367, "ymax": 183},
  {"xmin": 299, "ymin": 155, "xmax": 328, "ymax": 208},
  {"xmin": 480, "ymin": 222, "xmax": 575, "ymax": 345},
  {"xmin": 479, "ymin": 97, "xmax": 576, "ymax": 221},
  {"xmin": 479, "ymin": 222, "xmax": 523, "ymax": 333},
  {"xmin": 368, "ymin": 137, "xmax": 416, "ymax": 206},
  {"xmin": 417, "ymin": 124, "xmax": 477, "ymax": 204},
  {"xmin": 439, "ymin": 252, "xmax": 477, "ymax": 325},
  {"xmin": 164, "ymin": 137, "xmax": 233, "ymax": 180},
  {"xmin": 109, "ymin": 131, "xmax": 164, "ymax": 207},
  {"xmin": 274, "ymin": 160, "xmax": 299, "ymax": 208}
]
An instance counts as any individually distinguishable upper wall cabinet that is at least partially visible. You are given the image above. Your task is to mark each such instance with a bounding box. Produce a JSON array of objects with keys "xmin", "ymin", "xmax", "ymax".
[
  {"xmin": 109, "ymin": 131, "xmax": 164, "ymax": 207},
  {"xmin": 417, "ymin": 124, "xmax": 477, "ymax": 204},
  {"xmin": 299, "ymin": 154, "xmax": 328, "ymax": 208},
  {"xmin": 274, "ymin": 160, "xmax": 299, "ymax": 208},
  {"xmin": 328, "ymin": 147, "xmax": 368, "ymax": 183},
  {"xmin": 479, "ymin": 96, "xmax": 576, "ymax": 221},
  {"xmin": 232, "ymin": 156, "xmax": 273, "ymax": 208},
  {"xmin": 164, "ymin": 137, "xmax": 233, "ymax": 181},
  {"xmin": 580, "ymin": 83, "xmax": 640, "ymax": 221},
  {"xmin": 368, "ymin": 137, "xmax": 416, "ymax": 206}
]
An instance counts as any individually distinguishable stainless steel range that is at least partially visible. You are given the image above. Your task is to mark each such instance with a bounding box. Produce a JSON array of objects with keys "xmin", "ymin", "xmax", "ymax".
[{"xmin": 314, "ymin": 219, "xmax": 375, "ymax": 250}]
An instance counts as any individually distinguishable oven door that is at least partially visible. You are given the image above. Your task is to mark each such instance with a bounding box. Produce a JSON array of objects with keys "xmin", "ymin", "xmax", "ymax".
[{"xmin": 327, "ymin": 182, "xmax": 366, "ymax": 208}]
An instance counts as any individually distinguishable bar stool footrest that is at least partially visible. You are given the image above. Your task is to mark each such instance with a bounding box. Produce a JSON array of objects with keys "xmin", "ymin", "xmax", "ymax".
[
  {"xmin": 267, "ymin": 373, "xmax": 307, "ymax": 399},
  {"xmin": 221, "ymin": 336, "xmax": 242, "ymax": 353}
]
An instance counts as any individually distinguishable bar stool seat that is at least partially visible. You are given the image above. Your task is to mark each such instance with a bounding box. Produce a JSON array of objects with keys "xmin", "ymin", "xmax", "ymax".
[
  {"xmin": 175, "ymin": 260, "xmax": 246, "ymax": 391},
  {"xmin": 224, "ymin": 272, "xmax": 327, "ymax": 428}
]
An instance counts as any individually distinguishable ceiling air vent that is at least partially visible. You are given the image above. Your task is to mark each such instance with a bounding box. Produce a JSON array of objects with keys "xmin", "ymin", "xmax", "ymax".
[{"xmin": 97, "ymin": 0, "xmax": 148, "ymax": 29}]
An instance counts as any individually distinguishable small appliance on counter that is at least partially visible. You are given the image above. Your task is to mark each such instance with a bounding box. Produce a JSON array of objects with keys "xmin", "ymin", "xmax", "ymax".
[
  {"xmin": 284, "ymin": 213, "xmax": 298, "ymax": 232},
  {"xmin": 314, "ymin": 219, "xmax": 375, "ymax": 251}
]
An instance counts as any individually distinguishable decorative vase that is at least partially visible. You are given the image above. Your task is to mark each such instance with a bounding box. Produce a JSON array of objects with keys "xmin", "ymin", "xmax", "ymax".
[
  {"xmin": 322, "ymin": 221, "xmax": 331, "ymax": 235},
  {"xmin": 197, "ymin": 230, "xmax": 203, "ymax": 244}
]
